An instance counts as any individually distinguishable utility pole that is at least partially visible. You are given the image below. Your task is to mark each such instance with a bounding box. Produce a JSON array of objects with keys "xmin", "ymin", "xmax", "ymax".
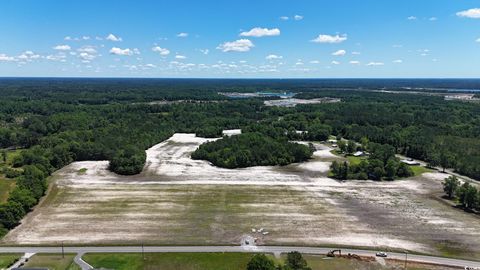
[
  {"xmin": 404, "ymin": 251, "xmax": 408, "ymax": 270},
  {"xmin": 142, "ymin": 243, "xmax": 145, "ymax": 260},
  {"xmin": 61, "ymin": 241, "xmax": 65, "ymax": 259}
]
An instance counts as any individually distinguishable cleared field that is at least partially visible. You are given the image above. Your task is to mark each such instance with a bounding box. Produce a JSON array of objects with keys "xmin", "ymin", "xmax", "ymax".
[{"xmin": 3, "ymin": 134, "xmax": 480, "ymax": 259}]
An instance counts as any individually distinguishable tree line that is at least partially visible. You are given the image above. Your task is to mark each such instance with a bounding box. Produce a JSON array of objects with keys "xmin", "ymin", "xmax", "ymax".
[
  {"xmin": 247, "ymin": 252, "xmax": 311, "ymax": 270},
  {"xmin": 442, "ymin": 176, "xmax": 480, "ymax": 212}
]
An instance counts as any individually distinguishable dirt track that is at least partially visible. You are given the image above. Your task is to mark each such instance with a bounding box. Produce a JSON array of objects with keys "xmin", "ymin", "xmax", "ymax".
[{"xmin": 3, "ymin": 134, "xmax": 480, "ymax": 258}]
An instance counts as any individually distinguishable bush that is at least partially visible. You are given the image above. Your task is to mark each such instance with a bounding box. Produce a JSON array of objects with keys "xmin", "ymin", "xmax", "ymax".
[
  {"xmin": 246, "ymin": 254, "xmax": 276, "ymax": 270},
  {"xmin": 109, "ymin": 146, "xmax": 146, "ymax": 175}
]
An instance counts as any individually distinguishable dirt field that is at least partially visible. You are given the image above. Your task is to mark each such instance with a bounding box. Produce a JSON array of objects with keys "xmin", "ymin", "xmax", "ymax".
[{"xmin": 3, "ymin": 134, "xmax": 480, "ymax": 259}]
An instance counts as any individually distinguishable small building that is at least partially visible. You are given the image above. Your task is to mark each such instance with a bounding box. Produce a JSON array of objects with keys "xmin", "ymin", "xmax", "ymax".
[
  {"xmin": 328, "ymin": 139, "xmax": 337, "ymax": 143},
  {"xmin": 401, "ymin": 159, "xmax": 420, "ymax": 166},
  {"xmin": 353, "ymin": 151, "xmax": 365, "ymax": 157}
]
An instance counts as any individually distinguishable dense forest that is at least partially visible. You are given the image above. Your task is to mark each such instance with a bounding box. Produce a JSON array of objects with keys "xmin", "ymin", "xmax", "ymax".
[
  {"xmin": 1, "ymin": 78, "xmax": 480, "ymax": 236},
  {"xmin": 191, "ymin": 132, "xmax": 313, "ymax": 168}
]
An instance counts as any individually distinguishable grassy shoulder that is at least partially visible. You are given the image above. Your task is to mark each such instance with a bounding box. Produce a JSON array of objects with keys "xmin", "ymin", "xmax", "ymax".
[
  {"xmin": 0, "ymin": 178, "xmax": 16, "ymax": 203},
  {"xmin": 82, "ymin": 253, "xmax": 444, "ymax": 270},
  {"xmin": 411, "ymin": 165, "xmax": 433, "ymax": 176},
  {"xmin": 23, "ymin": 253, "xmax": 79, "ymax": 270},
  {"xmin": 84, "ymin": 252, "xmax": 256, "ymax": 270},
  {"xmin": 0, "ymin": 253, "xmax": 21, "ymax": 269}
]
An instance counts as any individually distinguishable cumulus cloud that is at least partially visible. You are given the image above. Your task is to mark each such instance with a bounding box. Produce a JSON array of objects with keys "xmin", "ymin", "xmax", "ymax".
[
  {"xmin": 53, "ymin": 45, "xmax": 71, "ymax": 51},
  {"xmin": 456, "ymin": 8, "xmax": 480, "ymax": 19},
  {"xmin": 332, "ymin": 49, "xmax": 346, "ymax": 56},
  {"xmin": 79, "ymin": 52, "xmax": 96, "ymax": 61},
  {"xmin": 199, "ymin": 49, "xmax": 209, "ymax": 55},
  {"xmin": 109, "ymin": 47, "xmax": 133, "ymax": 56},
  {"xmin": 266, "ymin": 54, "xmax": 283, "ymax": 60},
  {"xmin": 217, "ymin": 39, "xmax": 254, "ymax": 52},
  {"xmin": 331, "ymin": 60, "xmax": 340, "ymax": 65},
  {"xmin": 352, "ymin": 51, "xmax": 361, "ymax": 55},
  {"xmin": 349, "ymin": 60, "xmax": 360, "ymax": 65},
  {"xmin": 309, "ymin": 60, "xmax": 320, "ymax": 64},
  {"xmin": 77, "ymin": 46, "xmax": 97, "ymax": 54},
  {"xmin": 294, "ymin": 15, "xmax": 303, "ymax": 20},
  {"xmin": 175, "ymin": 55, "xmax": 187, "ymax": 59},
  {"xmin": 0, "ymin": 54, "xmax": 16, "ymax": 62},
  {"xmin": 476, "ymin": 38, "xmax": 480, "ymax": 43},
  {"xmin": 106, "ymin": 34, "xmax": 122, "ymax": 42},
  {"xmin": 240, "ymin": 27, "xmax": 280, "ymax": 37},
  {"xmin": 177, "ymin": 32, "xmax": 189, "ymax": 38},
  {"xmin": 393, "ymin": 59, "xmax": 403, "ymax": 63},
  {"xmin": 429, "ymin": 17, "xmax": 438, "ymax": 21},
  {"xmin": 366, "ymin": 62, "xmax": 384, "ymax": 66},
  {"xmin": 280, "ymin": 16, "xmax": 289, "ymax": 20},
  {"xmin": 311, "ymin": 34, "xmax": 347, "ymax": 43},
  {"xmin": 152, "ymin": 46, "xmax": 170, "ymax": 56},
  {"xmin": 407, "ymin": 16, "xmax": 417, "ymax": 20}
]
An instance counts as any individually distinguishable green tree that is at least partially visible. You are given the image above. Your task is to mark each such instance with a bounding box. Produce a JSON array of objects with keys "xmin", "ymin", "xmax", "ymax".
[
  {"xmin": 246, "ymin": 254, "xmax": 276, "ymax": 270},
  {"xmin": 346, "ymin": 142, "xmax": 356, "ymax": 154},
  {"xmin": 284, "ymin": 252, "xmax": 311, "ymax": 270},
  {"xmin": 338, "ymin": 140, "xmax": 347, "ymax": 153},
  {"xmin": 385, "ymin": 159, "xmax": 398, "ymax": 180},
  {"xmin": 439, "ymin": 151, "xmax": 454, "ymax": 173},
  {"xmin": 442, "ymin": 176, "xmax": 460, "ymax": 199}
]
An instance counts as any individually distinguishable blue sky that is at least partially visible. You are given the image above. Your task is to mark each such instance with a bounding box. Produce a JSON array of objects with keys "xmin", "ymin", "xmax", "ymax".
[{"xmin": 1, "ymin": 0, "xmax": 480, "ymax": 78}]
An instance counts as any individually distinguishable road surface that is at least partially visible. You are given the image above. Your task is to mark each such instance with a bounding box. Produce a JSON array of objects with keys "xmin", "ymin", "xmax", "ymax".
[{"xmin": 1, "ymin": 245, "xmax": 479, "ymax": 269}]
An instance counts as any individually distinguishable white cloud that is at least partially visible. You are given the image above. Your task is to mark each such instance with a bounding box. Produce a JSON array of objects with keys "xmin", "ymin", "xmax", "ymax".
[
  {"xmin": 294, "ymin": 15, "xmax": 303, "ymax": 20},
  {"xmin": 82, "ymin": 36, "xmax": 90, "ymax": 40},
  {"xmin": 456, "ymin": 8, "xmax": 480, "ymax": 19},
  {"xmin": 311, "ymin": 34, "xmax": 347, "ymax": 43},
  {"xmin": 77, "ymin": 46, "xmax": 97, "ymax": 54},
  {"xmin": 351, "ymin": 51, "xmax": 361, "ymax": 55},
  {"xmin": 177, "ymin": 32, "xmax": 189, "ymax": 38},
  {"xmin": 393, "ymin": 59, "xmax": 403, "ymax": 63},
  {"xmin": 240, "ymin": 27, "xmax": 280, "ymax": 37},
  {"xmin": 429, "ymin": 17, "xmax": 438, "ymax": 21},
  {"xmin": 145, "ymin": 64, "xmax": 156, "ymax": 68},
  {"xmin": 106, "ymin": 34, "xmax": 122, "ymax": 42},
  {"xmin": 152, "ymin": 46, "xmax": 170, "ymax": 56},
  {"xmin": 349, "ymin": 60, "xmax": 360, "ymax": 65},
  {"xmin": 199, "ymin": 49, "xmax": 209, "ymax": 55},
  {"xmin": 332, "ymin": 49, "xmax": 346, "ymax": 56},
  {"xmin": 175, "ymin": 55, "xmax": 187, "ymax": 59},
  {"xmin": 407, "ymin": 16, "xmax": 417, "ymax": 20},
  {"xmin": 64, "ymin": 36, "xmax": 72, "ymax": 41},
  {"xmin": 309, "ymin": 60, "xmax": 320, "ymax": 64},
  {"xmin": 79, "ymin": 52, "xmax": 96, "ymax": 61},
  {"xmin": 331, "ymin": 60, "xmax": 340, "ymax": 65},
  {"xmin": 366, "ymin": 62, "xmax": 384, "ymax": 66},
  {"xmin": 53, "ymin": 45, "xmax": 71, "ymax": 51},
  {"xmin": 476, "ymin": 38, "xmax": 480, "ymax": 43},
  {"xmin": 266, "ymin": 54, "xmax": 283, "ymax": 60},
  {"xmin": 217, "ymin": 39, "xmax": 254, "ymax": 52},
  {"xmin": 0, "ymin": 54, "xmax": 16, "ymax": 62},
  {"xmin": 280, "ymin": 16, "xmax": 289, "ymax": 20},
  {"xmin": 109, "ymin": 47, "xmax": 133, "ymax": 56}
]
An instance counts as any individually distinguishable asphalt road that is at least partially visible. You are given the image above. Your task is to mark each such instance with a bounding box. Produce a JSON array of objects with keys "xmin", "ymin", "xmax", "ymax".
[{"xmin": 1, "ymin": 245, "xmax": 479, "ymax": 268}]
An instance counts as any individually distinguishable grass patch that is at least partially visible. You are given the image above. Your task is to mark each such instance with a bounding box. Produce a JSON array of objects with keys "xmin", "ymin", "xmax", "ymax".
[
  {"xmin": 0, "ymin": 178, "xmax": 16, "ymax": 203},
  {"xmin": 5, "ymin": 149, "xmax": 23, "ymax": 166},
  {"xmin": 83, "ymin": 253, "xmax": 409, "ymax": 270},
  {"xmin": 347, "ymin": 155, "xmax": 366, "ymax": 166},
  {"xmin": 84, "ymin": 252, "xmax": 256, "ymax": 270},
  {"xmin": 77, "ymin": 168, "xmax": 88, "ymax": 175},
  {"xmin": 23, "ymin": 253, "xmax": 78, "ymax": 270},
  {"xmin": 0, "ymin": 253, "xmax": 21, "ymax": 268},
  {"xmin": 411, "ymin": 166, "xmax": 433, "ymax": 176}
]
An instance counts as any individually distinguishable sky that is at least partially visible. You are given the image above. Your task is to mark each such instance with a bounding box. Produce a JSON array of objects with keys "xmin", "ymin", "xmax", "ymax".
[{"xmin": 1, "ymin": 0, "xmax": 480, "ymax": 78}]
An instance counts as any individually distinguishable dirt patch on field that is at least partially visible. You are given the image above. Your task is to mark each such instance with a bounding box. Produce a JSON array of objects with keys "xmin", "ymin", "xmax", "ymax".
[{"xmin": 3, "ymin": 134, "xmax": 480, "ymax": 259}]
